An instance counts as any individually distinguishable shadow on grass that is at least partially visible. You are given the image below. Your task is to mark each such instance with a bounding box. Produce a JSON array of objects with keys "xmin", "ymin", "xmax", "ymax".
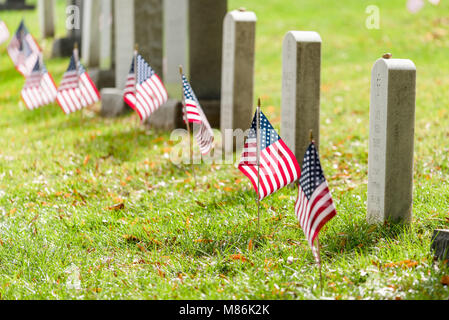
[
  {"xmin": 74, "ymin": 126, "xmax": 158, "ymax": 163},
  {"xmin": 324, "ymin": 220, "xmax": 411, "ymax": 259}
]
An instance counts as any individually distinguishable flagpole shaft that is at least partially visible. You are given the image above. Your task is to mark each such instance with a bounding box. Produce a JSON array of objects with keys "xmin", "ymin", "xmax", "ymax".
[
  {"xmin": 133, "ymin": 49, "xmax": 140, "ymax": 136},
  {"xmin": 73, "ymin": 44, "xmax": 83, "ymax": 120},
  {"xmin": 256, "ymin": 101, "xmax": 261, "ymax": 230},
  {"xmin": 186, "ymin": 111, "xmax": 197, "ymax": 187},
  {"xmin": 179, "ymin": 66, "xmax": 197, "ymax": 187},
  {"xmin": 316, "ymin": 237, "xmax": 323, "ymax": 295}
]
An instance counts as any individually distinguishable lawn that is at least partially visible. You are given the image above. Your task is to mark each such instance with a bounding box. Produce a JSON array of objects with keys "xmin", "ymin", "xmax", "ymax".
[{"xmin": 0, "ymin": 0, "xmax": 449, "ymax": 300}]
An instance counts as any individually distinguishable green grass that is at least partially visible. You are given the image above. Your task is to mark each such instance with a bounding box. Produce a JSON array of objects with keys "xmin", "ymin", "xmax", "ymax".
[{"xmin": 0, "ymin": 0, "xmax": 449, "ymax": 300}]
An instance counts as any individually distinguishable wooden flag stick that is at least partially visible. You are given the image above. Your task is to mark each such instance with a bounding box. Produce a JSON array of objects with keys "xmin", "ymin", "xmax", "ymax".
[
  {"xmin": 310, "ymin": 129, "xmax": 323, "ymax": 295},
  {"xmin": 133, "ymin": 44, "xmax": 140, "ymax": 134},
  {"xmin": 73, "ymin": 42, "xmax": 83, "ymax": 121},
  {"xmin": 179, "ymin": 65, "xmax": 197, "ymax": 187},
  {"xmin": 316, "ymin": 237, "xmax": 323, "ymax": 296},
  {"xmin": 256, "ymin": 98, "xmax": 262, "ymax": 231}
]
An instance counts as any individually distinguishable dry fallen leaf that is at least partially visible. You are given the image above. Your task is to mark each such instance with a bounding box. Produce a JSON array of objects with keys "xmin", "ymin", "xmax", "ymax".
[
  {"xmin": 248, "ymin": 239, "xmax": 254, "ymax": 251},
  {"xmin": 441, "ymin": 276, "xmax": 449, "ymax": 286},
  {"xmin": 108, "ymin": 203, "xmax": 125, "ymax": 211},
  {"xmin": 194, "ymin": 239, "xmax": 214, "ymax": 244}
]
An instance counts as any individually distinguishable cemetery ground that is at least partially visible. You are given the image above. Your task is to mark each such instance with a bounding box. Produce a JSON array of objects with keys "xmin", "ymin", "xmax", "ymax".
[{"xmin": 1, "ymin": 0, "xmax": 449, "ymax": 300}]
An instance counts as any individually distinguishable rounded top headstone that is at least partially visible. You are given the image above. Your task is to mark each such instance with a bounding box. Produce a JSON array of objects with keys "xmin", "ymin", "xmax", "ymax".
[
  {"xmin": 226, "ymin": 9, "xmax": 257, "ymax": 22},
  {"xmin": 285, "ymin": 31, "xmax": 322, "ymax": 43},
  {"xmin": 374, "ymin": 58, "xmax": 416, "ymax": 72}
]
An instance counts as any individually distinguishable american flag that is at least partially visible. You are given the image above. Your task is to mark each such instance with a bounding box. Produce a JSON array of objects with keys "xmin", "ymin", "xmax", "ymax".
[
  {"xmin": 56, "ymin": 49, "xmax": 101, "ymax": 114},
  {"xmin": 21, "ymin": 57, "xmax": 58, "ymax": 110},
  {"xmin": 7, "ymin": 20, "xmax": 41, "ymax": 77},
  {"xmin": 295, "ymin": 142, "xmax": 337, "ymax": 263},
  {"xmin": 123, "ymin": 53, "xmax": 168, "ymax": 122},
  {"xmin": 0, "ymin": 19, "xmax": 9, "ymax": 45},
  {"xmin": 181, "ymin": 74, "xmax": 214, "ymax": 155},
  {"xmin": 239, "ymin": 110, "xmax": 301, "ymax": 200}
]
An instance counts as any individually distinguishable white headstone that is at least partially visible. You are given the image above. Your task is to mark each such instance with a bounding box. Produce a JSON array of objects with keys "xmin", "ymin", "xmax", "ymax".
[
  {"xmin": 220, "ymin": 9, "xmax": 256, "ymax": 152},
  {"xmin": 82, "ymin": 0, "xmax": 101, "ymax": 68},
  {"xmin": 114, "ymin": 0, "xmax": 163, "ymax": 89},
  {"xmin": 188, "ymin": 0, "xmax": 227, "ymax": 127},
  {"xmin": 38, "ymin": 0, "xmax": 54, "ymax": 38},
  {"xmin": 281, "ymin": 31, "xmax": 322, "ymax": 161},
  {"xmin": 99, "ymin": 0, "xmax": 114, "ymax": 70},
  {"xmin": 368, "ymin": 58, "xmax": 416, "ymax": 224},
  {"xmin": 163, "ymin": 0, "xmax": 187, "ymax": 100}
]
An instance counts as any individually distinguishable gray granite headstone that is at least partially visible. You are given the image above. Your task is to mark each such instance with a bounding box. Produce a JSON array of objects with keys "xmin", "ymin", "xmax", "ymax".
[
  {"xmin": 38, "ymin": 0, "xmax": 54, "ymax": 38},
  {"xmin": 281, "ymin": 31, "xmax": 321, "ymax": 161},
  {"xmin": 101, "ymin": 0, "xmax": 163, "ymax": 117},
  {"xmin": 82, "ymin": 0, "xmax": 101, "ymax": 68},
  {"xmin": 148, "ymin": 0, "xmax": 187, "ymax": 130},
  {"xmin": 86, "ymin": 0, "xmax": 115, "ymax": 89},
  {"xmin": 52, "ymin": 0, "xmax": 84, "ymax": 58},
  {"xmin": 163, "ymin": 0, "xmax": 187, "ymax": 100},
  {"xmin": 367, "ymin": 58, "xmax": 416, "ymax": 224},
  {"xmin": 431, "ymin": 229, "xmax": 449, "ymax": 262},
  {"xmin": 0, "ymin": 0, "xmax": 34, "ymax": 10},
  {"xmin": 220, "ymin": 9, "xmax": 256, "ymax": 153},
  {"xmin": 99, "ymin": 0, "xmax": 115, "ymax": 71},
  {"xmin": 188, "ymin": 0, "xmax": 227, "ymax": 128}
]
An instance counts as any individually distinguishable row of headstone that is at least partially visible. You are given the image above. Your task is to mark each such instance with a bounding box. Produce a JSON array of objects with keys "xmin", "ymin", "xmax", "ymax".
[
  {"xmin": 38, "ymin": 0, "xmax": 54, "ymax": 38},
  {"xmin": 0, "ymin": 0, "xmax": 34, "ymax": 10},
  {"xmin": 37, "ymin": 1, "xmax": 417, "ymax": 225}
]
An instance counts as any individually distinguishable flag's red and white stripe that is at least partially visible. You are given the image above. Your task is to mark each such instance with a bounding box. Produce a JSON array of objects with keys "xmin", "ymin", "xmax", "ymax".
[
  {"xmin": 123, "ymin": 53, "xmax": 168, "ymax": 122},
  {"xmin": 184, "ymin": 97, "xmax": 214, "ymax": 155},
  {"xmin": 7, "ymin": 21, "xmax": 41, "ymax": 77},
  {"xmin": 56, "ymin": 52, "xmax": 100, "ymax": 114},
  {"xmin": 295, "ymin": 142, "xmax": 337, "ymax": 263},
  {"xmin": 239, "ymin": 110, "xmax": 301, "ymax": 200},
  {"xmin": 295, "ymin": 182, "xmax": 336, "ymax": 259},
  {"xmin": 21, "ymin": 62, "xmax": 57, "ymax": 110},
  {"xmin": 182, "ymin": 74, "xmax": 214, "ymax": 155},
  {"xmin": 239, "ymin": 138, "xmax": 300, "ymax": 200}
]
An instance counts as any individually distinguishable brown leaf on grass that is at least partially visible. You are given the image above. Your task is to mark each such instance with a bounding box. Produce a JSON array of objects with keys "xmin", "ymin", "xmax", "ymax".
[
  {"xmin": 108, "ymin": 203, "xmax": 125, "ymax": 211},
  {"xmin": 248, "ymin": 239, "xmax": 254, "ymax": 251},
  {"xmin": 383, "ymin": 260, "xmax": 419, "ymax": 269},
  {"xmin": 441, "ymin": 276, "xmax": 449, "ymax": 286},
  {"xmin": 9, "ymin": 208, "xmax": 16, "ymax": 215},
  {"xmin": 157, "ymin": 268, "xmax": 166, "ymax": 278},
  {"xmin": 194, "ymin": 239, "xmax": 214, "ymax": 244},
  {"xmin": 137, "ymin": 243, "xmax": 147, "ymax": 252},
  {"xmin": 152, "ymin": 137, "xmax": 165, "ymax": 144},
  {"xmin": 83, "ymin": 155, "xmax": 90, "ymax": 166},
  {"xmin": 229, "ymin": 254, "xmax": 253, "ymax": 266},
  {"xmin": 123, "ymin": 234, "xmax": 139, "ymax": 242},
  {"xmin": 195, "ymin": 201, "xmax": 205, "ymax": 208}
]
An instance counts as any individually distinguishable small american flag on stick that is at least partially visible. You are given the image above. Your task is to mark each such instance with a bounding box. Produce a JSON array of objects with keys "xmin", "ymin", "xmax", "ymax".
[
  {"xmin": 239, "ymin": 109, "xmax": 301, "ymax": 200},
  {"xmin": 295, "ymin": 139, "xmax": 337, "ymax": 264},
  {"xmin": 181, "ymin": 73, "xmax": 214, "ymax": 156},
  {"xmin": 7, "ymin": 20, "xmax": 41, "ymax": 77},
  {"xmin": 0, "ymin": 18, "xmax": 10, "ymax": 45},
  {"xmin": 21, "ymin": 56, "xmax": 58, "ymax": 110},
  {"xmin": 56, "ymin": 47, "xmax": 100, "ymax": 114},
  {"xmin": 123, "ymin": 51, "xmax": 168, "ymax": 122}
]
